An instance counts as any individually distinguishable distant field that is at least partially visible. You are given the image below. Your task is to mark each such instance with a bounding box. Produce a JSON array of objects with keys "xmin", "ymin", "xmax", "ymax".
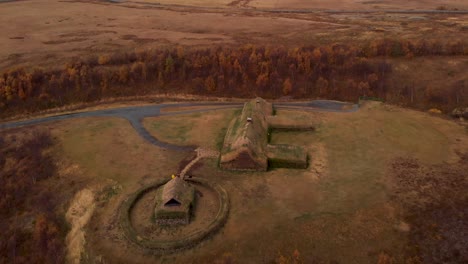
[
  {"xmin": 137, "ymin": 0, "xmax": 468, "ymax": 10},
  {"xmin": 136, "ymin": 0, "xmax": 232, "ymax": 7},
  {"xmin": 1, "ymin": 0, "xmax": 467, "ymax": 71}
]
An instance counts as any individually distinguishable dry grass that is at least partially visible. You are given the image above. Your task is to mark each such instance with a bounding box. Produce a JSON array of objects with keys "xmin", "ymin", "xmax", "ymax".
[
  {"xmin": 5, "ymin": 103, "xmax": 463, "ymax": 263},
  {"xmin": 388, "ymin": 155, "xmax": 468, "ymax": 262},
  {"xmin": 266, "ymin": 144, "xmax": 308, "ymax": 168},
  {"xmin": 1, "ymin": 0, "xmax": 467, "ymax": 261},
  {"xmin": 51, "ymin": 117, "xmax": 186, "ymax": 183},
  {"xmin": 39, "ymin": 116, "xmax": 190, "ymax": 262},
  {"xmin": 159, "ymin": 105, "xmax": 230, "ymax": 113},
  {"xmin": 267, "ymin": 115, "xmax": 316, "ymax": 131},
  {"xmin": 65, "ymin": 189, "xmax": 96, "ymax": 264},
  {"xmin": 71, "ymin": 103, "xmax": 463, "ymax": 263},
  {"xmin": 124, "ymin": 0, "xmax": 468, "ymax": 10},
  {"xmin": 1, "ymin": 0, "xmax": 467, "ymax": 71},
  {"xmin": 143, "ymin": 109, "xmax": 238, "ymax": 149}
]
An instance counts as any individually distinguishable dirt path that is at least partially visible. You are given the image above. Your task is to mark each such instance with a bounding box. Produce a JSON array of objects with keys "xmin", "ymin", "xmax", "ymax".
[
  {"xmin": 0, "ymin": 102, "xmax": 242, "ymax": 151},
  {"xmin": 180, "ymin": 147, "xmax": 220, "ymax": 178},
  {"xmin": 65, "ymin": 189, "xmax": 96, "ymax": 264}
]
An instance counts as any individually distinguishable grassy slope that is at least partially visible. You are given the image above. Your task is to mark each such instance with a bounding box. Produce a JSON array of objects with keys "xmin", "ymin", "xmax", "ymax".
[
  {"xmin": 266, "ymin": 103, "xmax": 462, "ymax": 262},
  {"xmin": 272, "ymin": 103, "xmax": 458, "ymax": 215},
  {"xmin": 46, "ymin": 117, "xmax": 192, "ymax": 262},
  {"xmin": 27, "ymin": 105, "xmax": 466, "ymax": 263},
  {"xmin": 167, "ymin": 104, "xmax": 465, "ymax": 263},
  {"xmin": 142, "ymin": 109, "xmax": 239, "ymax": 150},
  {"xmin": 51, "ymin": 117, "xmax": 187, "ymax": 186}
]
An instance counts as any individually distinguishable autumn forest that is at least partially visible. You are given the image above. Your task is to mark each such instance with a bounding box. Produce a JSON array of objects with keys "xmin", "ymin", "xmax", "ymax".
[{"xmin": 0, "ymin": 39, "xmax": 467, "ymax": 118}]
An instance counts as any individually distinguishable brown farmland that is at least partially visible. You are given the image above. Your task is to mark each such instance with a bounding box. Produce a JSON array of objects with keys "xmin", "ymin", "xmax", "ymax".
[{"xmin": 1, "ymin": 0, "xmax": 467, "ymax": 71}]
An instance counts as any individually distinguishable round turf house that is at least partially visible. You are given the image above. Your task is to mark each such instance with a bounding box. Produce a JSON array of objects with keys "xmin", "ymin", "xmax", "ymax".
[{"xmin": 154, "ymin": 177, "xmax": 195, "ymax": 225}]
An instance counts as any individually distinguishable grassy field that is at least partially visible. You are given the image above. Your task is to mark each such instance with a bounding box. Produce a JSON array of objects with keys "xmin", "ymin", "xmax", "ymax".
[
  {"xmin": 2, "ymin": 0, "xmax": 467, "ymax": 261},
  {"xmin": 2, "ymin": 103, "xmax": 466, "ymax": 263},
  {"xmin": 159, "ymin": 105, "xmax": 232, "ymax": 113},
  {"xmin": 51, "ymin": 117, "xmax": 187, "ymax": 186},
  {"xmin": 143, "ymin": 109, "xmax": 240, "ymax": 150},
  {"xmin": 266, "ymin": 144, "xmax": 308, "ymax": 168},
  {"xmin": 134, "ymin": 0, "xmax": 468, "ymax": 10},
  {"xmin": 44, "ymin": 117, "xmax": 192, "ymax": 263},
  {"xmin": 1, "ymin": 0, "xmax": 467, "ymax": 71},
  {"xmin": 0, "ymin": 116, "xmax": 191, "ymax": 263},
  {"xmin": 33, "ymin": 103, "xmax": 460, "ymax": 263}
]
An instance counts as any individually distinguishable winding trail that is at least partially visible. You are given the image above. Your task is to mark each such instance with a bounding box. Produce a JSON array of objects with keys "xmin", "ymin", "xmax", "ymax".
[
  {"xmin": 0, "ymin": 100, "xmax": 357, "ymax": 151},
  {"xmin": 0, "ymin": 102, "xmax": 242, "ymax": 151}
]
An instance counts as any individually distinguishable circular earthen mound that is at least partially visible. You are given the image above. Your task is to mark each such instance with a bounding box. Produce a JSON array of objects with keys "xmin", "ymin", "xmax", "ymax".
[{"xmin": 119, "ymin": 177, "xmax": 229, "ymax": 253}]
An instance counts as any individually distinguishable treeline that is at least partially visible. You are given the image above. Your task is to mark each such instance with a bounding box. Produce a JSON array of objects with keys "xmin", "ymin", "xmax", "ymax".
[
  {"xmin": 0, "ymin": 130, "xmax": 65, "ymax": 263},
  {"xmin": 0, "ymin": 39, "xmax": 466, "ymax": 116}
]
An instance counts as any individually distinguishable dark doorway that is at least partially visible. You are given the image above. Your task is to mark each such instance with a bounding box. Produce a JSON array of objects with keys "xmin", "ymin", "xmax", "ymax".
[{"xmin": 165, "ymin": 198, "xmax": 181, "ymax": 206}]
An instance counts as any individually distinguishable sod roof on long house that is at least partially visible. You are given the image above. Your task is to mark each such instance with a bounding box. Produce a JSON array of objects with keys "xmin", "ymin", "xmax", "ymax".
[
  {"xmin": 220, "ymin": 98, "xmax": 273, "ymax": 171},
  {"xmin": 220, "ymin": 97, "xmax": 309, "ymax": 171}
]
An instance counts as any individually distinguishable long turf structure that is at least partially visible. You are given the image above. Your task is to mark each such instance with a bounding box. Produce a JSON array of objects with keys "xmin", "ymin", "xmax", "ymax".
[{"xmin": 220, "ymin": 98, "xmax": 309, "ymax": 171}]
